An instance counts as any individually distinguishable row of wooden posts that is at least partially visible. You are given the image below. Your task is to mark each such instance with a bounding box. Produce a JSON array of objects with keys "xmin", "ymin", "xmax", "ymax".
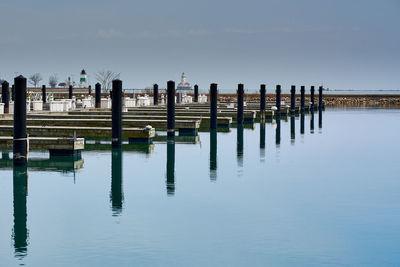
[{"xmin": 8, "ymin": 75, "xmax": 323, "ymax": 166}]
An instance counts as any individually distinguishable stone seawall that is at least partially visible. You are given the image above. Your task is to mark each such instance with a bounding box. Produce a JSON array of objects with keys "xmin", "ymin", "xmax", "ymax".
[{"xmin": 214, "ymin": 94, "xmax": 400, "ymax": 108}]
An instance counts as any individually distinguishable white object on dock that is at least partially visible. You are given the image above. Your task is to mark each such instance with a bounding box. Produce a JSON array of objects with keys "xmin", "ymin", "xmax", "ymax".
[
  {"xmin": 101, "ymin": 98, "xmax": 111, "ymax": 109},
  {"xmin": 123, "ymin": 97, "xmax": 136, "ymax": 108},
  {"xmin": 82, "ymin": 98, "xmax": 93, "ymax": 109},
  {"xmin": 32, "ymin": 100, "xmax": 43, "ymax": 111}
]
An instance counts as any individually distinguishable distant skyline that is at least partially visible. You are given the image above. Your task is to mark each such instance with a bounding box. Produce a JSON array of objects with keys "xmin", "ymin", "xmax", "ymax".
[{"xmin": 0, "ymin": 0, "xmax": 399, "ymax": 90}]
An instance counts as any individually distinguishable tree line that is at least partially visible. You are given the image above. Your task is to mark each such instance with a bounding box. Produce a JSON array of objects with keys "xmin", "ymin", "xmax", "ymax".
[{"xmin": 0, "ymin": 70, "xmax": 119, "ymax": 93}]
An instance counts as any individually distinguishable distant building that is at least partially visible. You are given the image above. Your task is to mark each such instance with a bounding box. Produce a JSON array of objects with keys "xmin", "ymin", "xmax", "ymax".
[
  {"xmin": 177, "ymin": 72, "xmax": 192, "ymax": 91},
  {"xmin": 80, "ymin": 69, "xmax": 87, "ymax": 88}
]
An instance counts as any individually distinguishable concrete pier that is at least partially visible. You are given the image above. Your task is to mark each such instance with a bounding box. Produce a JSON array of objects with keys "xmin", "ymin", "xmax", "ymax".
[{"xmin": 0, "ymin": 125, "xmax": 155, "ymax": 143}]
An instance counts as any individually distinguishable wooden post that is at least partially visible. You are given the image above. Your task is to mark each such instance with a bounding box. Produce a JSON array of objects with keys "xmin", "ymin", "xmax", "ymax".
[
  {"xmin": 237, "ymin": 84, "xmax": 244, "ymax": 124},
  {"xmin": 12, "ymin": 85, "xmax": 15, "ymax": 101},
  {"xmin": 42, "ymin": 85, "xmax": 46, "ymax": 103},
  {"xmin": 167, "ymin": 81, "xmax": 175, "ymax": 137},
  {"xmin": 319, "ymin": 86, "xmax": 323, "ymax": 110},
  {"xmin": 290, "ymin": 85, "xmax": 296, "ymax": 115},
  {"xmin": 210, "ymin": 83, "xmax": 218, "ymax": 130},
  {"xmin": 112, "ymin": 80, "xmax": 122, "ymax": 148},
  {"xmin": 310, "ymin": 86, "xmax": 315, "ymax": 110},
  {"xmin": 194, "ymin": 84, "xmax": 199, "ymax": 102},
  {"xmin": 13, "ymin": 76, "xmax": 28, "ymax": 166},
  {"xmin": 260, "ymin": 84, "xmax": 266, "ymax": 121},
  {"xmin": 276, "ymin": 85, "xmax": 281, "ymax": 115},
  {"xmin": 95, "ymin": 83, "xmax": 101, "ymax": 108},
  {"xmin": 153, "ymin": 84, "xmax": 159, "ymax": 105},
  {"xmin": 2, "ymin": 81, "xmax": 10, "ymax": 113}
]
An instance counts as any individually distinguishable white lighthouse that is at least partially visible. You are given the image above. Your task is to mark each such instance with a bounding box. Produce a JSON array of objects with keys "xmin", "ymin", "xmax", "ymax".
[
  {"xmin": 80, "ymin": 69, "xmax": 87, "ymax": 88},
  {"xmin": 177, "ymin": 72, "xmax": 192, "ymax": 91}
]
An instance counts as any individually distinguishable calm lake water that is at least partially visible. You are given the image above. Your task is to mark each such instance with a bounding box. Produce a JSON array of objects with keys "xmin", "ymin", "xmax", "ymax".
[{"xmin": 1, "ymin": 108, "xmax": 400, "ymax": 266}]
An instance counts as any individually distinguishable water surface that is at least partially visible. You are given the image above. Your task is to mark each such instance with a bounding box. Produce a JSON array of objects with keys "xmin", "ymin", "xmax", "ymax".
[{"xmin": 1, "ymin": 108, "xmax": 399, "ymax": 266}]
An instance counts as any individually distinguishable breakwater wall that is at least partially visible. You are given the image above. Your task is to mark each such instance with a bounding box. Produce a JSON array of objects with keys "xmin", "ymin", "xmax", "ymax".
[{"xmin": 210, "ymin": 94, "xmax": 400, "ymax": 108}]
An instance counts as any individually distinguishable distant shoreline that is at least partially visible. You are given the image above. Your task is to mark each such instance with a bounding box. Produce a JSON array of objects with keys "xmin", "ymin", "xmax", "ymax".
[{"xmin": 24, "ymin": 87, "xmax": 400, "ymax": 107}]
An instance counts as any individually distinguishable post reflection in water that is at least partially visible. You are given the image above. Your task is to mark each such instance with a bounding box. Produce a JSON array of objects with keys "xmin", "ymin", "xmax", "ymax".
[
  {"xmin": 300, "ymin": 112, "xmax": 305, "ymax": 135},
  {"xmin": 310, "ymin": 110, "xmax": 315, "ymax": 133},
  {"xmin": 166, "ymin": 137, "xmax": 175, "ymax": 196},
  {"xmin": 290, "ymin": 116, "xmax": 295, "ymax": 144},
  {"xmin": 110, "ymin": 148, "xmax": 123, "ymax": 216},
  {"xmin": 275, "ymin": 116, "xmax": 281, "ymax": 146},
  {"xmin": 237, "ymin": 124, "xmax": 244, "ymax": 168},
  {"xmin": 259, "ymin": 122, "xmax": 266, "ymax": 162},
  {"xmin": 2, "ymin": 152, "xmax": 10, "ymax": 160},
  {"xmin": 209, "ymin": 129, "xmax": 217, "ymax": 181},
  {"xmin": 12, "ymin": 166, "xmax": 29, "ymax": 261},
  {"xmin": 319, "ymin": 109, "xmax": 323, "ymax": 130}
]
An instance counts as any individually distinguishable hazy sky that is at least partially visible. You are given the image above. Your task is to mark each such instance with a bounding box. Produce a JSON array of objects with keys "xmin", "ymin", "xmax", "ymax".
[{"xmin": 0, "ymin": 0, "xmax": 399, "ymax": 90}]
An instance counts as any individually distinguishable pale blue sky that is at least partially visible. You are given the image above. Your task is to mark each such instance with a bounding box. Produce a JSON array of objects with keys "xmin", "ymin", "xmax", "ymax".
[{"xmin": 0, "ymin": 0, "xmax": 399, "ymax": 90}]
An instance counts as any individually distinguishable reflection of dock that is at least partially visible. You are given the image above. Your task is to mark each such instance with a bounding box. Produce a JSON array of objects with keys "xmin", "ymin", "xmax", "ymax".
[
  {"xmin": 0, "ymin": 156, "xmax": 84, "ymax": 173},
  {"xmin": 85, "ymin": 143, "xmax": 155, "ymax": 154},
  {"xmin": 153, "ymin": 135, "xmax": 200, "ymax": 144},
  {"xmin": 0, "ymin": 136, "xmax": 84, "ymax": 157}
]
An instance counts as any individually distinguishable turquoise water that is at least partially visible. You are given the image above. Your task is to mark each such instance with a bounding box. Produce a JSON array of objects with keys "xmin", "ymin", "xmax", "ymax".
[{"xmin": 1, "ymin": 108, "xmax": 400, "ymax": 266}]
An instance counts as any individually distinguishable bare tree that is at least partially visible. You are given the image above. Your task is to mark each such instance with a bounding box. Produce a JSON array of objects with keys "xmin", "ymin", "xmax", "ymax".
[
  {"xmin": 49, "ymin": 74, "xmax": 58, "ymax": 88},
  {"xmin": 29, "ymin": 73, "xmax": 43, "ymax": 87},
  {"xmin": 95, "ymin": 70, "xmax": 120, "ymax": 92}
]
